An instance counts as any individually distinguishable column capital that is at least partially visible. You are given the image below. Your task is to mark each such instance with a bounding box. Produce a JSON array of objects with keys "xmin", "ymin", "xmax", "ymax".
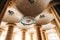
[
  {"xmin": 21, "ymin": 29, "xmax": 27, "ymax": 32},
  {"xmin": 6, "ymin": 23, "xmax": 16, "ymax": 27},
  {"xmin": 29, "ymin": 32, "xmax": 34, "ymax": 35},
  {"xmin": 34, "ymin": 25, "xmax": 42, "ymax": 29}
]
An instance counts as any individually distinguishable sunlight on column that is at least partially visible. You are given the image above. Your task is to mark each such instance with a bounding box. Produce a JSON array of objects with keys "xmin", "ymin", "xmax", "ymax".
[
  {"xmin": 13, "ymin": 28, "xmax": 22, "ymax": 40},
  {"xmin": 48, "ymin": 33, "xmax": 59, "ymax": 40},
  {"xmin": 26, "ymin": 32, "xmax": 30, "ymax": 40},
  {"xmin": 14, "ymin": 32, "xmax": 22, "ymax": 40},
  {"xmin": 26, "ymin": 28, "xmax": 37, "ymax": 40},
  {"xmin": 0, "ymin": 27, "xmax": 8, "ymax": 40},
  {"xmin": 45, "ymin": 29, "xmax": 60, "ymax": 40},
  {"xmin": 33, "ymin": 33, "xmax": 37, "ymax": 40}
]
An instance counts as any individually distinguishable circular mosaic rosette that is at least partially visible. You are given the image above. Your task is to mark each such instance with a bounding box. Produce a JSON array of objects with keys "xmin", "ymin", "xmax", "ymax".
[{"xmin": 20, "ymin": 16, "xmax": 35, "ymax": 25}]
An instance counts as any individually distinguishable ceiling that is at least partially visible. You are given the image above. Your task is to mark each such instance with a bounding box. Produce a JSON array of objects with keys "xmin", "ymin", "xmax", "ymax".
[
  {"xmin": 2, "ymin": 7, "xmax": 23, "ymax": 23},
  {"xmin": 1, "ymin": 0, "xmax": 60, "ymax": 23},
  {"xmin": 15, "ymin": 0, "xmax": 60, "ymax": 17},
  {"xmin": 0, "ymin": 0, "xmax": 60, "ymax": 29},
  {"xmin": 16, "ymin": 0, "xmax": 51, "ymax": 17},
  {"xmin": 0, "ymin": 0, "xmax": 60, "ymax": 17}
]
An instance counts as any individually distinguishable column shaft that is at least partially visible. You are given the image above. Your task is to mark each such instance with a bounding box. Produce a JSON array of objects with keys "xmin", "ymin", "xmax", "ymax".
[
  {"xmin": 0, "ymin": 28, "xmax": 4, "ymax": 36},
  {"xmin": 22, "ymin": 29, "xmax": 26, "ymax": 40},
  {"xmin": 5, "ymin": 25, "xmax": 14, "ymax": 40},
  {"xmin": 42, "ymin": 31, "xmax": 46, "ymax": 40},
  {"xmin": 36, "ymin": 27, "xmax": 42, "ymax": 40},
  {"xmin": 0, "ymin": 31, "xmax": 2, "ymax": 36},
  {"xmin": 30, "ymin": 34, "xmax": 33, "ymax": 40}
]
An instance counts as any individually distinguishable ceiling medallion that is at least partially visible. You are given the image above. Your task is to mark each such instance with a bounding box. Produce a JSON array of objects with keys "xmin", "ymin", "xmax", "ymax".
[
  {"xmin": 39, "ymin": 14, "xmax": 45, "ymax": 18},
  {"xmin": 20, "ymin": 16, "xmax": 35, "ymax": 25},
  {"xmin": 8, "ymin": 10, "xmax": 14, "ymax": 16}
]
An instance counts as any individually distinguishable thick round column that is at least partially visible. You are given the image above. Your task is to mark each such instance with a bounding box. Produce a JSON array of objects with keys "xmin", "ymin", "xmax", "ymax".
[
  {"xmin": 0, "ymin": 31, "xmax": 2, "ymax": 36},
  {"xmin": 35, "ymin": 26, "xmax": 42, "ymax": 40},
  {"xmin": 30, "ymin": 33, "xmax": 33, "ymax": 40},
  {"xmin": 0, "ymin": 30, "xmax": 3, "ymax": 36},
  {"xmin": 0, "ymin": 28, "xmax": 4, "ymax": 36},
  {"xmin": 42, "ymin": 30, "xmax": 46, "ymax": 40},
  {"xmin": 5, "ymin": 23, "xmax": 16, "ymax": 40},
  {"xmin": 22, "ymin": 29, "xmax": 26, "ymax": 40}
]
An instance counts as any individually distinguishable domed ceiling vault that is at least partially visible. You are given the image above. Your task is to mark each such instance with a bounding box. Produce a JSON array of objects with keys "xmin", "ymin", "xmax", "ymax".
[
  {"xmin": 15, "ymin": 0, "xmax": 60, "ymax": 17},
  {"xmin": 16, "ymin": 0, "xmax": 51, "ymax": 17}
]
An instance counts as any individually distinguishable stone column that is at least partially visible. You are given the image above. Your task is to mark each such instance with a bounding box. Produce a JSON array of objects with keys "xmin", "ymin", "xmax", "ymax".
[
  {"xmin": 0, "ymin": 31, "xmax": 2, "ymax": 36},
  {"xmin": 5, "ymin": 23, "xmax": 16, "ymax": 40},
  {"xmin": 51, "ymin": 7, "xmax": 60, "ymax": 22},
  {"xmin": 51, "ymin": 8, "xmax": 60, "ymax": 32},
  {"xmin": 0, "ymin": 28, "xmax": 4, "ymax": 36},
  {"xmin": 42, "ymin": 30, "xmax": 46, "ymax": 40},
  {"xmin": 30, "ymin": 33, "xmax": 33, "ymax": 40},
  {"xmin": 22, "ymin": 29, "xmax": 26, "ymax": 40},
  {"xmin": 35, "ymin": 26, "xmax": 42, "ymax": 40}
]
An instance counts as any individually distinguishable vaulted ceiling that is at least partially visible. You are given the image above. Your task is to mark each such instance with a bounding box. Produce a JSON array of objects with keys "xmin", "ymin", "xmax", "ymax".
[
  {"xmin": 0, "ymin": 0, "xmax": 60, "ymax": 24},
  {"xmin": 0, "ymin": 0, "xmax": 60, "ymax": 17},
  {"xmin": 16, "ymin": 0, "xmax": 50, "ymax": 17},
  {"xmin": 15, "ymin": 0, "xmax": 60, "ymax": 17}
]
